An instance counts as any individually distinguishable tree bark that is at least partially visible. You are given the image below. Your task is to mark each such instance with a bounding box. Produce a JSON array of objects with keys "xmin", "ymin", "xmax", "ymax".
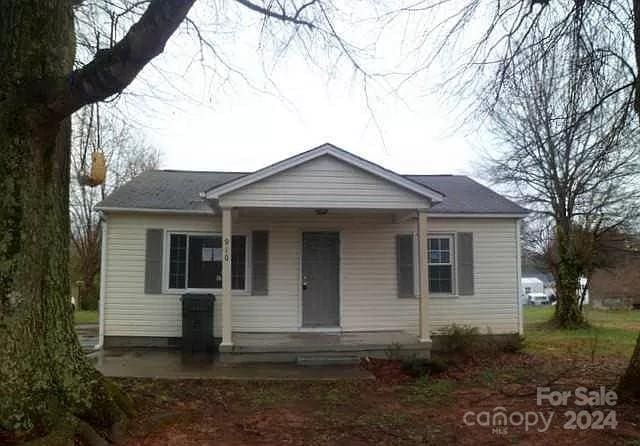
[
  {"xmin": 0, "ymin": 1, "xmax": 130, "ymax": 439},
  {"xmin": 619, "ymin": 332, "xmax": 640, "ymax": 400},
  {"xmin": 0, "ymin": 0, "xmax": 196, "ymax": 439},
  {"xmin": 624, "ymin": 0, "xmax": 640, "ymax": 403},
  {"xmin": 551, "ymin": 224, "xmax": 586, "ymax": 328}
]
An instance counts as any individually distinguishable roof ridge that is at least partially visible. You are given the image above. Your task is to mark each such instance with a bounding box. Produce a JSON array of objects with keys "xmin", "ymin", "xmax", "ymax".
[
  {"xmin": 404, "ymin": 174, "xmax": 458, "ymax": 177},
  {"xmin": 159, "ymin": 169, "xmax": 250, "ymax": 174}
]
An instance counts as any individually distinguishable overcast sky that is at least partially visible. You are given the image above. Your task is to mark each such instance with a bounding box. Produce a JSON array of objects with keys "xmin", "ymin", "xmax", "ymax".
[{"xmin": 115, "ymin": 2, "xmax": 488, "ymax": 178}]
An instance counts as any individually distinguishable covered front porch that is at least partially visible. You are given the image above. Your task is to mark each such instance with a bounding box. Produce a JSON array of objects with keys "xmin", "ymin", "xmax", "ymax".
[
  {"xmin": 213, "ymin": 206, "xmax": 435, "ymax": 358},
  {"xmin": 201, "ymin": 145, "xmax": 445, "ymax": 359}
]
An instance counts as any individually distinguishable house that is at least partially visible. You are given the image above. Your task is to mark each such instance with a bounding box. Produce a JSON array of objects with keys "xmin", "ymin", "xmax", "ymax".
[
  {"xmin": 591, "ymin": 267, "xmax": 640, "ymax": 309},
  {"xmin": 590, "ymin": 233, "xmax": 640, "ymax": 309},
  {"xmin": 96, "ymin": 143, "xmax": 528, "ymax": 361}
]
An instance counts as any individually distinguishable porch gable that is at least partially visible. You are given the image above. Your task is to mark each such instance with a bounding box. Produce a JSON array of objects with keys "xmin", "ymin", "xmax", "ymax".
[
  {"xmin": 212, "ymin": 152, "xmax": 438, "ymax": 209},
  {"xmin": 205, "ymin": 143, "xmax": 444, "ymax": 209}
]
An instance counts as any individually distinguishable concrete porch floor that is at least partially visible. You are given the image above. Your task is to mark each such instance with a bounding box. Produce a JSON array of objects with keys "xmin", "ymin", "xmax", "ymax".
[
  {"xmin": 220, "ymin": 330, "xmax": 431, "ymax": 362},
  {"xmin": 229, "ymin": 330, "xmax": 425, "ymax": 351},
  {"xmin": 90, "ymin": 349, "xmax": 373, "ymax": 380}
]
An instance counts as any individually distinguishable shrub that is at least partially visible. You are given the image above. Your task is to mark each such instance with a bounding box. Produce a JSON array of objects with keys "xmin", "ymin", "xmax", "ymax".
[
  {"xmin": 441, "ymin": 325, "xmax": 480, "ymax": 354},
  {"xmin": 401, "ymin": 357, "xmax": 448, "ymax": 378},
  {"xmin": 438, "ymin": 325, "xmax": 525, "ymax": 356},
  {"xmin": 499, "ymin": 334, "xmax": 526, "ymax": 353}
]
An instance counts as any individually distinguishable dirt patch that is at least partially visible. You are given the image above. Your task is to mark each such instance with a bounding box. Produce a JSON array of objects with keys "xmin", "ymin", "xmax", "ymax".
[
  {"xmin": 70, "ymin": 354, "xmax": 640, "ymax": 445},
  {"xmin": 0, "ymin": 352, "xmax": 606, "ymax": 445},
  {"xmin": 361, "ymin": 357, "xmax": 412, "ymax": 385}
]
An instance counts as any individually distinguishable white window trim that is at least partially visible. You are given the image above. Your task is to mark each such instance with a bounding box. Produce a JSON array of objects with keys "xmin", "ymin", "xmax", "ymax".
[
  {"xmin": 162, "ymin": 230, "xmax": 251, "ymax": 295},
  {"xmin": 408, "ymin": 232, "xmax": 458, "ymax": 298},
  {"xmin": 427, "ymin": 233, "xmax": 457, "ymax": 297}
]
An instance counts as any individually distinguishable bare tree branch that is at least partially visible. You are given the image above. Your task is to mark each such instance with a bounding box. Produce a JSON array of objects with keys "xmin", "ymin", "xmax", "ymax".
[{"xmin": 46, "ymin": 0, "xmax": 197, "ymax": 122}]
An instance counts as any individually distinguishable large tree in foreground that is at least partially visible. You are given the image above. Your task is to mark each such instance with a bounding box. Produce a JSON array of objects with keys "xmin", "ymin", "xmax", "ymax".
[
  {"xmin": 486, "ymin": 39, "xmax": 640, "ymax": 328},
  {"xmin": 0, "ymin": 0, "xmax": 369, "ymax": 442},
  {"xmin": 0, "ymin": 1, "xmax": 195, "ymax": 442}
]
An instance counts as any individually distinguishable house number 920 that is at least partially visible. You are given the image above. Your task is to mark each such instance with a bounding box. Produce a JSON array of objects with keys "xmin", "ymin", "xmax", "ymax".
[{"xmin": 224, "ymin": 237, "xmax": 230, "ymax": 262}]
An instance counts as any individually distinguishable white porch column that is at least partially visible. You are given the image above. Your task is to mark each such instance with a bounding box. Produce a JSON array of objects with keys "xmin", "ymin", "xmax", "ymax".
[
  {"xmin": 220, "ymin": 207, "xmax": 233, "ymax": 348},
  {"xmin": 417, "ymin": 210, "xmax": 431, "ymax": 342}
]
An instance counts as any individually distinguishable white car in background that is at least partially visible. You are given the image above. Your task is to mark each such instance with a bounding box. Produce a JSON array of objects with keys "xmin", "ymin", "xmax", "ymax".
[{"xmin": 528, "ymin": 292, "xmax": 550, "ymax": 306}]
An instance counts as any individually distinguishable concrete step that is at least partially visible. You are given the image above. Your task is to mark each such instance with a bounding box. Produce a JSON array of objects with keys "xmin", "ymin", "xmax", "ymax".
[{"xmin": 297, "ymin": 354, "xmax": 361, "ymax": 366}]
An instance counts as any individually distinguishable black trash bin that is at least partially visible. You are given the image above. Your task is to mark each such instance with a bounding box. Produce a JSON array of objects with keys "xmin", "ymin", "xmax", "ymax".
[{"xmin": 181, "ymin": 293, "xmax": 215, "ymax": 353}]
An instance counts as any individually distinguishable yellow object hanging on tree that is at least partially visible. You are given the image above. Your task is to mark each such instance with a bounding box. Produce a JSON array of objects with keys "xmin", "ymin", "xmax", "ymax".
[{"xmin": 78, "ymin": 151, "xmax": 106, "ymax": 187}]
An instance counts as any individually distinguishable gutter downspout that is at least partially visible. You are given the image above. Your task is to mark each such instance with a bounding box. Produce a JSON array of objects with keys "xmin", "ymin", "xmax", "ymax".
[{"xmin": 95, "ymin": 215, "xmax": 108, "ymax": 350}]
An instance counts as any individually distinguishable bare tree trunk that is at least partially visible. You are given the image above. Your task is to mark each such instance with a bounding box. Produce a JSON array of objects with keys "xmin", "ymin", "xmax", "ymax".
[
  {"xmin": 552, "ymin": 224, "xmax": 586, "ymax": 328},
  {"xmin": 619, "ymin": 331, "xmax": 640, "ymax": 400},
  {"xmin": 0, "ymin": 1, "xmax": 129, "ymax": 441}
]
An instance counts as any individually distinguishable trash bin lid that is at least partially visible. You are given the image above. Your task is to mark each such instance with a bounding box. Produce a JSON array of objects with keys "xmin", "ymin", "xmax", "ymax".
[{"xmin": 181, "ymin": 293, "xmax": 215, "ymax": 301}]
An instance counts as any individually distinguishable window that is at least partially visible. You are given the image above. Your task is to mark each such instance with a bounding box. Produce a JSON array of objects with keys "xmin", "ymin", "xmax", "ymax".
[
  {"xmin": 428, "ymin": 236, "xmax": 454, "ymax": 294},
  {"xmin": 169, "ymin": 234, "xmax": 187, "ymax": 289},
  {"xmin": 168, "ymin": 233, "xmax": 247, "ymax": 290}
]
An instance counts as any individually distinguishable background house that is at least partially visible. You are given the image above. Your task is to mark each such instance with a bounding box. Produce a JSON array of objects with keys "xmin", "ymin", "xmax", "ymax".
[{"xmin": 590, "ymin": 233, "xmax": 640, "ymax": 309}]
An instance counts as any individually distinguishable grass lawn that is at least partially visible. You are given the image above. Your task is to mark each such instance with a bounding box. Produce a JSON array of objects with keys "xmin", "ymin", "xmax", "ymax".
[
  {"xmin": 524, "ymin": 306, "xmax": 640, "ymax": 358},
  {"xmin": 74, "ymin": 310, "xmax": 98, "ymax": 324}
]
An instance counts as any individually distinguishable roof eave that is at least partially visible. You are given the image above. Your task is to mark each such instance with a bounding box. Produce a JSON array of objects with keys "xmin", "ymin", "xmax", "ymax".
[
  {"xmin": 426, "ymin": 212, "xmax": 529, "ymax": 218},
  {"xmin": 95, "ymin": 206, "xmax": 215, "ymax": 215}
]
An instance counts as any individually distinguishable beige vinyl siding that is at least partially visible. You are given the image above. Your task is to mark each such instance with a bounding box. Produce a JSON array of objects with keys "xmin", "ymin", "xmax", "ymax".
[
  {"xmin": 105, "ymin": 214, "xmax": 222, "ymax": 337},
  {"xmin": 424, "ymin": 219, "xmax": 519, "ymax": 334},
  {"xmin": 218, "ymin": 155, "xmax": 430, "ymax": 209},
  {"xmin": 103, "ymin": 212, "xmax": 520, "ymax": 339}
]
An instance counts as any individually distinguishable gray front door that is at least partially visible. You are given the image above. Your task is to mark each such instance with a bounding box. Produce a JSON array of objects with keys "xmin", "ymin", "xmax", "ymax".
[{"xmin": 302, "ymin": 232, "xmax": 340, "ymax": 327}]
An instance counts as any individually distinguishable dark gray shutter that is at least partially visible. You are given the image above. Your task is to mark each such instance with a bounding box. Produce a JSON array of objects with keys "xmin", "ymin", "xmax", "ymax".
[
  {"xmin": 145, "ymin": 229, "xmax": 164, "ymax": 294},
  {"xmin": 457, "ymin": 232, "xmax": 474, "ymax": 295},
  {"xmin": 396, "ymin": 234, "xmax": 415, "ymax": 298},
  {"xmin": 252, "ymin": 231, "xmax": 269, "ymax": 295}
]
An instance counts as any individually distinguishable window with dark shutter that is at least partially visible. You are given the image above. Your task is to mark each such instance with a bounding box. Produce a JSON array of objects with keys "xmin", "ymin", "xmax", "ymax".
[
  {"xmin": 251, "ymin": 231, "xmax": 269, "ymax": 295},
  {"xmin": 145, "ymin": 229, "xmax": 164, "ymax": 294},
  {"xmin": 169, "ymin": 233, "xmax": 186, "ymax": 289},
  {"xmin": 457, "ymin": 232, "xmax": 474, "ymax": 295},
  {"xmin": 396, "ymin": 234, "xmax": 415, "ymax": 298},
  {"xmin": 232, "ymin": 235, "xmax": 247, "ymax": 290}
]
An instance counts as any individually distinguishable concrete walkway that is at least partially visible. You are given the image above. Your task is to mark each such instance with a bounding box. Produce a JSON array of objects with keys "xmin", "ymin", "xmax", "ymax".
[
  {"xmin": 90, "ymin": 349, "xmax": 374, "ymax": 381},
  {"xmin": 76, "ymin": 324, "xmax": 98, "ymax": 352}
]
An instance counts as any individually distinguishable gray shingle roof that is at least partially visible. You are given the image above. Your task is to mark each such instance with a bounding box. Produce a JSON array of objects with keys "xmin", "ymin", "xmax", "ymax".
[
  {"xmin": 407, "ymin": 175, "xmax": 528, "ymax": 214},
  {"xmin": 97, "ymin": 170, "xmax": 527, "ymax": 215},
  {"xmin": 97, "ymin": 170, "xmax": 247, "ymax": 212}
]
